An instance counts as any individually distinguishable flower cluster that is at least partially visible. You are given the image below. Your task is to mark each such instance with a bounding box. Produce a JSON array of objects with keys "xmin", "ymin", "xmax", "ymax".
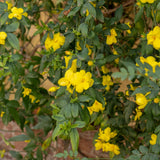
[
  {"xmin": 58, "ymin": 69, "xmax": 94, "ymax": 93},
  {"xmin": 87, "ymin": 100, "xmax": 105, "ymax": 115},
  {"xmin": 150, "ymin": 134, "xmax": 157, "ymax": 145},
  {"xmin": 140, "ymin": 56, "xmax": 160, "ymax": 73},
  {"xmin": 95, "ymin": 127, "xmax": 120, "ymax": 155},
  {"xmin": 147, "ymin": 26, "xmax": 160, "ymax": 50},
  {"xmin": 45, "ymin": 32, "xmax": 65, "ymax": 51},
  {"xmin": 0, "ymin": 32, "xmax": 7, "ymax": 45},
  {"xmin": 102, "ymin": 75, "xmax": 113, "ymax": 91},
  {"xmin": 140, "ymin": 0, "xmax": 155, "ymax": 3},
  {"xmin": 22, "ymin": 87, "xmax": 39, "ymax": 103},
  {"xmin": 106, "ymin": 29, "xmax": 117, "ymax": 45},
  {"xmin": 8, "ymin": 7, "xmax": 28, "ymax": 20}
]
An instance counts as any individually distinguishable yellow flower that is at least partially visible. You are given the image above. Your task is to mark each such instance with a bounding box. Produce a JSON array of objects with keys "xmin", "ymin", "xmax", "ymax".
[
  {"xmin": 134, "ymin": 108, "xmax": 142, "ymax": 121},
  {"xmin": 95, "ymin": 127, "xmax": 120, "ymax": 155},
  {"xmin": 86, "ymin": 44, "xmax": 92, "ymax": 55},
  {"xmin": 48, "ymin": 86, "xmax": 59, "ymax": 92},
  {"xmin": 135, "ymin": 92, "xmax": 150, "ymax": 109},
  {"xmin": 76, "ymin": 41, "xmax": 82, "ymax": 50},
  {"xmin": 0, "ymin": 32, "xmax": 7, "ymax": 45},
  {"xmin": 106, "ymin": 29, "xmax": 117, "ymax": 45},
  {"xmin": 154, "ymin": 98, "xmax": 160, "ymax": 103},
  {"xmin": 147, "ymin": 26, "xmax": 160, "ymax": 50},
  {"xmin": 65, "ymin": 51, "xmax": 72, "ymax": 55},
  {"xmin": 113, "ymin": 48, "xmax": 119, "ymax": 64},
  {"xmin": 29, "ymin": 95, "xmax": 36, "ymax": 103},
  {"xmin": 95, "ymin": 139, "xmax": 103, "ymax": 150},
  {"xmin": 0, "ymin": 111, "xmax": 5, "ymax": 118},
  {"xmin": 101, "ymin": 65, "xmax": 109, "ymax": 74},
  {"xmin": 125, "ymin": 22, "xmax": 131, "ymax": 34},
  {"xmin": 150, "ymin": 134, "xmax": 157, "ymax": 145},
  {"xmin": 140, "ymin": 0, "xmax": 155, "ymax": 3},
  {"xmin": 22, "ymin": 87, "xmax": 32, "ymax": 97},
  {"xmin": 87, "ymin": 100, "xmax": 104, "ymax": 115},
  {"xmin": 73, "ymin": 70, "xmax": 94, "ymax": 93},
  {"xmin": 86, "ymin": 9, "xmax": 89, "ymax": 16},
  {"xmin": 8, "ymin": 7, "xmax": 27, "ymax": 20},
  {"xmin": 102, "ymin": 75, "xmax": 113, "ymax": 91},
  {"xmin": 6, "ymin": 1, "xmax": 12, "ymax": 10},
  {"xmin": 88, "ymin": 60, "xmax": 93, "ymax": 66},
  {"xmin": 58, "ymin": 69, "xmax": 93, "ymax": 93},
  {"xmin": 45, "ymin": 32, "xmax": 65, "ymax": 51},
  {"xmin": 24, "ymin": 140, "xmax": 31, "ymax": 143},
  {"xmin": 0, "ymin": 149, "xmax": 5, "ymax": 158}
]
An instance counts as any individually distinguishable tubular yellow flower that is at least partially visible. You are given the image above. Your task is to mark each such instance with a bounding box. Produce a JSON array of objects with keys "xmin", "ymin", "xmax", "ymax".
[
  {"xmin": 6, "ymin": 1, "xmax": 12, "ymax": 10},
  {"xmin": 22, "ymin": 87, "xmax": 32, "ymax": 97},
  {"xmin": 45, "ymin": 32, "xmax": 65, "ymax": 51},
  {"xmin": 135, "ymin": 92, "xmax": 150, "ymax": 109},
  {"xmin": 134, "ymin": 108, "xmax": 142, "ymax": 121},
  {"xmin": 86, "ymin": 44, "xmax": 92, "ymax": 55},
  {"xmin": 76, "ymin": 41, "xmax": 82, "ymax": 50},
  {"xmin": 65, "ymin": 51, "xmax": 72, "ymax": 55},
  {"xmin": 0, "ymin": 111, "xmax": 5, "ymax": 118},
  {"xmin": 0, "ymin": 149, "xmax": 5, "ymax": 158},
  {"xmin": 87, "ymin": 100, "xmax": 104, "ymax": 115},
  {"xmin": 0, "ymin": 32, "xmax": 7, "ymax": 45},
  {"xmin": 150, "ymin": 134, "xmax": 157, "ymax": 145},
  {"xmin": 29, "ymin": 95, "xmax": 36, "ymax": 103},
  {"xmin": 48, "ymin": 86, "xmax": 59, "ymax": 92}
]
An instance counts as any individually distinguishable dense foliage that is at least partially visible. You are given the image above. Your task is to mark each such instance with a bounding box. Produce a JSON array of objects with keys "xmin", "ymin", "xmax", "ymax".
[{"xmin": 1, "ymin": 0, "xmax": 160, "ymax": 159}]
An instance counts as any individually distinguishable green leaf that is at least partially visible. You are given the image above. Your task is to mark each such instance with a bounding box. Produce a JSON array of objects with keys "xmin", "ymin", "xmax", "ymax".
[
  {"xmin": 25, "ymin": 125, "xmax": 34, "ymax": 139},
  {"xmin": 36, "ymin": 148, "xmax": 43, "ymax": 160},
  {"xmin": 112, "ymin": 67, "xmax": 128, "ymax": 81},
  {"xmin": 155, "ymin": 125, "xmax": 160, "ymax": 134},
  {"xmin": 7, "ymin": 33, "xmax": 20, "ymax": 50},
  {"xmin": 56, "ymin": 86, "xmax": 66, "ymax": 97},
  {"xmin": 71, "ymin": 103, "xmax": 79, "ymax": 118},
  {"xmin": 0, "ymin": 12, "xmax": 8, "ymax": 25},
  {"xmin": 77, "ymin": 48, "xmax": 89, "ymax": 60},
  {"xmin": 139, "ymin": 145, "xmax": 148, "ymax": 154},
  {"xmin": 77, "ymin": 0, "xmax": 83, "ymax": 7},
  {"xmin": 135, "ymin": 7, "xmax": 144, "ymax": 23},
  {"xmin": 8, "ymin": 134, "xmax": 29, "ymax": 141},
  {"xmin": 52, "ymin": 125, "xmax": 61, "ymax": 141},
  {"xmin": 70, "ymin": 128, "xmax": 79, "ymax": 152},
  {"xmin": 78, "ymin": 23, "xmax": 88, "ymax": 37},
  {"xmin": 78, "ymin": 95, "xmax": 93, "ymax": 102},
  {"xmin": 117, "ymin": 23, "xmax": 130, "ymax": 30},
  {"xmin": 67, "ymin": 7, "xmax": 80, "ymax": 17},
  {"xmin": 96, "ymin": 8, "xmax": 104, "ymax": 22},
  {"xmin": 115, "ymin": 5, "xmax": 123, "ymax": 21},
  {"xmin": 9, "ymin": 151, "xmax": 23, "ymax": 160},
  {"xmin": 55, "ymin": 153, "xmax": 64, "ymax": 158},
  {"xmin": 141, "ymin": 154, "xmax": 150, "ymax": 160},
  {"xmin": 82, "ymin": 2, "xmax": 96, "ymax": 18},
  {"xmin": 64, "ymin": 103, "xmax": 72, "ymax": 118},
  {"xmin": 157, "ymin": 132, "xmax": 160, "ymax": 145},
  {"xmin": 74, "ymin": 121, "xmax": 86, "ymax": 128},
  {"xmin": 5, "ymin": 22, "xmax": 19, "ymax": 32}
]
